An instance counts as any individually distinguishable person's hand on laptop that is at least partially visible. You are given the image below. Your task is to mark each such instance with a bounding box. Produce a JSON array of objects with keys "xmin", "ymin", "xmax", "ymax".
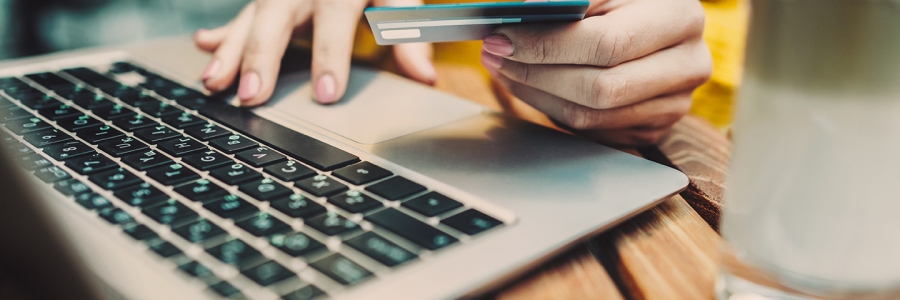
[
  {"xmin": 193, "ymin": 0, "xmax": 436, "ymax": 106},
  {"xmin": 482, "ymin": 0, "xmax": 711, "ymax": 146}
]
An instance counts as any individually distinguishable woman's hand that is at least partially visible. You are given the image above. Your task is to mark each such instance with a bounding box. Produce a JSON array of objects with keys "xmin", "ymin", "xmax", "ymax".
[
  {"xmin": 482, "ymin": 0, "xmax": 711, "ymax": 146},
  {"xmin": 193, "ymin": 0, "xmax": 436, "ymax": 106}
]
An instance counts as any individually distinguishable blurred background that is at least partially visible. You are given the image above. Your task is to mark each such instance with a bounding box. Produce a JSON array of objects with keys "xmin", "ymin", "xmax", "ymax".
[{"xmin": 0, "ymin": 0, "xmax": 250, "ymax": 60}]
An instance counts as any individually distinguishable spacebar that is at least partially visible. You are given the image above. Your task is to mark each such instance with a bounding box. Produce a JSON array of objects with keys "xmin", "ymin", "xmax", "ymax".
[{"xmin": 199, "ymin": 102, "xmax": 359, "ymax": 170}]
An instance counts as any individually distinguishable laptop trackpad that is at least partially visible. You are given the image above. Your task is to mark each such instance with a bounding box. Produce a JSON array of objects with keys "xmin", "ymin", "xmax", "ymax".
[{"xmin": 254, "ymin": 67, "xmax": 483, "ymax": 145}]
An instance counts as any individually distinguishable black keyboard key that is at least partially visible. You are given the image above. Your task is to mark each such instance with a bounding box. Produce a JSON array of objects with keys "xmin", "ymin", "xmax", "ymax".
[
  {"xmin": 442, "ymin": 209, "xmax": 502, "ymax": 235},
  {"xmin": 208, "ymin": 281, "xmax": 241, "ymax": 298},
  {"xmin": 149, "ymin": 241, "xmax": 182, "ymax": 258},
  {"xmin": 365, "ymin": 176, "xmax": 426, "ymax": 200},
  {"xmin": 114, "ymin": 182, "xmax": 168, "ymax": 208},
  {"xmin": 295, "ymin": 175, "xmax": 347, "ymax": 197},
  {"xmin": 98, "ymin": 136, "xmax": 149, "ymax": 157},
  {"xmin": 74, "ymin": 193, "xmax": 112, "ymax": 210},
  {"xmin": 25, "ymin": 72, "xmax": 71, "ymax": 90},
  {"xmin": 20, "ymin": 94, "xmax": 61, "ymax": 110},
  {"xmin": 146, "ymin": 163, "xmax": 199, "ymax": 186},
  {"xmin": 15, "ymin": 153, "xmax": 53, "ymax": 170},
  {"xmin": 54, "ymin": 179, "xmax": 92, "ymax": 196},
  {"xmin": 264, "ymin": 160, "xmax": 315, "ymax": 182},
  {"xmin": 34, "ymin": 166, "xmax": 72, "ymax": 183},
  {"xmin": 56, "ymin": 115, "xmax": 102, "ymax": 131},
  {"xmin": 184, "ymin": 123, "xmax": 230, "ymax": 141},
  {"xmin": 174, "ymin": 179, "xmax": 229, "ymax": 203},
  {"xmin": 332, "ymin": 162, "xmax": 393, "ymax": 185},
  {"xmin": 174, "ymin": 95, "xmax": 213, "ymax": 110},
  {"xmin": 203, "ymin": 195, "xmax": 259, "ymax": 220},
  {"xmin": 78, "ymin": 125, "xmax": 125, "ymax": 144},
  {"xmin": 269, "ymin": 194, "xmax": 326, "ymax": 219},
  {"xmin": 209, "ymin": 134, "xmax": 257, "ymax": 154},
  {"xmin": 241, "ymin": 261, "xmax": 295, "ymax": 286},
  {"xmin": 205, "ymin": 239, "xmax": 262, "ymax": 268},
  {"xmin": 236, "ymin": 213, "xmax": 290, "ymax": 237},
  {"xmin": 366, "ymin": 209, "xmax": 457, "ymax": 250},
  {"xmin": 23, "ymin": 129, "xmax": 72, "ymax": 148},
  {"xmin": 209, "ymin": 163, "xmax": 262, "ymax": 185},
  {"xmin": 141, "ymin": 75, "xmax": 180, "ymax": 91},
  {"xmin": 110, "ymin": 62, "xmax": 138, "ymax": 74},
  {"xmin": 122, "ymin": 223, "xmax": 158, "ymax": 241},
  {"xmin": 282, "ymin": 285, "xmax": 326, "ymax": 300},
  {"xmin": 402, "ymin": 192, "xmax": 463, "ymax": 217},
  {"xmin": 238, "ymin": 178, "xmax": 292, "ymax": 201},
  {"xmin": 305, "ymin": 212, "xmax": 358, "ymax": 236},
  {"xmin": 38, "ymin": 104, "xmax": 81, "ymax": 120},
  {"xmin": 0, "ymin": 77, "xmax": 27, "ymax": 89},
  {"xmin": 345, "ymin": 232, "xmax": 416, "ymax": 267},
  {"xmin": 89, "ymin": 167, "xmax": 142, "ymax": 190},
  {"xmin": 0, "ymin": 107, "xmax": 34, "ymax": 123},
  {"xmin": 201, "ymin": 103, "xmax": 359, "ymax": 170},
  {"xmin": 155, "ymin": 84, "xmax": 200, "ymax": 100},
  {"xmin": 132, "ymin": 125, "xmax": 180, "ymax": 143},
  {"xmin": 96, "ymin": 82, "xmax": 135, "ymax": 97},
  {"xmin": 182, "ymin": 149, "xmax": 232, "ymax": 170},
  {"xmin": 173, "ymin": 219, "xmax": 226, "ymax": 243},
  {"xmin": 6, "ymin": 142, "xmax": 34, "ymax": 156},
  {"xmin": 143, "ymin": 199, "xmax": 198, "ymax": 225},
  {"xmin": 43, "ymin": 140, "xmax": 94, "ymax": 161},
  {"xmin": 65, "ymin": 153, "xmax": 117, "ymax": 175},
  {"xmin": 72, "ymin": 94, "xmax": 114, "ymax": 110},
  {"xmin": 161, "ymin": 112, "xmax": 205, "ymax": 129},
  {"xmin": 5, "ymin": 117, "xmax": 52, "ymax": 135},
  {"xmin": 92, "ymin": 104, "xmax": 135, "ymax": 120},
  {"xmin": 309, "ymin": 254, "xmax": 372, "ymax": 285},
  {"xmin": 236, "ymin": 146, "xmax": 286, "ymax": 167},
  {"xmin": 112, "ymin": 114, "xmax": 158, "ymax": 131},
  {"xmin": 121, "ymin": 150, "xmax": 172, "ymax": 170},
  {"xmin": 140, "ymin": 102, "xmax": 182, "ymax": 118},
  {"xmin": 98, "ymin": 207, "xmax": 134, "ymax": 225},
  {"xmin": 118, "ymin": 92, "xmax": 161, "ymax": 108},
  {"xmin": 178, "ymin": 261, "xmax": 215, "ymax": 280},
  {"xmin": 63, "ymin": 67, "xmax": 116, "ymax": 86},
  {"xmin": 268, "ymin": 232, "xmax": 325, "ymax": 257},
  {"xmin": 328, "ymin": 190, "xmax": 382, "ymax": 214},
  {"xmin": 157, "ymin": 136, "xmax": 205, "ymax": 156}
]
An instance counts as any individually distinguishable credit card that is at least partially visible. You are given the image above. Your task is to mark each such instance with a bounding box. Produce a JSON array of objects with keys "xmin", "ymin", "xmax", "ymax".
[{"xmin": 364, "ymin": 1, "xmax": 589, "ymax": 45}]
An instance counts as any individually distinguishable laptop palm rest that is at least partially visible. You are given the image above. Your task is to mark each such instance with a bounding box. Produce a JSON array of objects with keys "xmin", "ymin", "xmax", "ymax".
[{"xmin": 255, "ymin": 67, "xmax": 483, "ymax": 145}]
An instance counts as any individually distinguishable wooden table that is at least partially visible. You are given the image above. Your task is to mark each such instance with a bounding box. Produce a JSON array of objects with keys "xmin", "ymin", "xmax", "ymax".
[{"xmin": 431, "ymin": 62, "xmax": 731, "ymax": 300}]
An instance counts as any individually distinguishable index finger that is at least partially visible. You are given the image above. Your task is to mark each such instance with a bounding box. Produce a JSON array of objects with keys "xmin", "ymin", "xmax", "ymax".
[
  {"xmin": 311, "ymin": 0, "xmax": 368, "ymax": 104},
  {"xmin": 484, "ymin": 0, "xmax": 705, "ymax": 67}
]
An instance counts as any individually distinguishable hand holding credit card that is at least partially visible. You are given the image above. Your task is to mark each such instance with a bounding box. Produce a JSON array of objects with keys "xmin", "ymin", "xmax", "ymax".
[{"xmin": 364, "ymin": 1, "xmax": 590, "ymax": 45}]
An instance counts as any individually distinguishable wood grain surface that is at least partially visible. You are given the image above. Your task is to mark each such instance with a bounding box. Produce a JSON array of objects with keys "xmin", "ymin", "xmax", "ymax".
[{"xmin": 432, "ymin": 63, "xmax": 731, "ymax": 300}]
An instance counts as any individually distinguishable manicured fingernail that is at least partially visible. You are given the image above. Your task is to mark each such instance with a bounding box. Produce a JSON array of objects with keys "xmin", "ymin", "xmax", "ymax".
[
  {"xmin": 238, "ymin": 71, "xmax": 260, "ymax": 101},
  {"xmin": 201, "ymin": 59, "xmax": 220, "ymax": 81},
  {"xmin": 483, "ymin": 34, "xmax": 514, "ymax": 57},
  {"xmin": 480, "ymin": 50, "xmax": 502, "ymax": 76},
  {"xmin": 315, "ymin": 74, "xmax": 337, "ymax": 104}
]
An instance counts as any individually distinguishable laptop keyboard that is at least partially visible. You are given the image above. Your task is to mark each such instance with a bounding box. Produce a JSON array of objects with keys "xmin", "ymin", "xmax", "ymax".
[{"xmin": 0, "ymin": 62, "xmax": 506, "ymax": 299}]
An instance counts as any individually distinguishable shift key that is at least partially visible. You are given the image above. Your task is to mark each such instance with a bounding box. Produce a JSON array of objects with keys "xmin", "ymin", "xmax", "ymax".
[{"xmin": 365, "ymin": 209, "xmax": 457, "ymax": 250}]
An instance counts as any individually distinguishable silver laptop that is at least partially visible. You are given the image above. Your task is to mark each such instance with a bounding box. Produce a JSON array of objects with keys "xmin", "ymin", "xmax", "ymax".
[{"xmin": 0, "ymin": 37, "xmax": 687, "ymax": 300}]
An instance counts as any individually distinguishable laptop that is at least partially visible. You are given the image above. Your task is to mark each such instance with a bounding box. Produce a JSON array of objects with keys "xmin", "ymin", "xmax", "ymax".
[{"xmin": 0, "ymin": 37, "xmax": 687, "ymax": 300}]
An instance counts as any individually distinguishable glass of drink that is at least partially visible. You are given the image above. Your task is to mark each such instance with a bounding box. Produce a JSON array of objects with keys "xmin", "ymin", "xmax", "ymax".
[{"xmin": 718, "ymin": 0, "xmax": 900, "ymax": 299}]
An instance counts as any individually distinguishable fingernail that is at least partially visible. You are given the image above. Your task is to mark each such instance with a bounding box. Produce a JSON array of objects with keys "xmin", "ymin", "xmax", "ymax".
[
  {"xmin": 238, "ymin": 71, "xmax": 260, "ymax": 101},
  {"xmin": 201, "ymin": 59, "xmax": 220, "ymax": 81},
  {"xmin": 315, "ymin": 74, "xmax": 337, "ymax": 104},
  {"xmin": 483, "ymin": 34, "xmax": 514, "ymax": 57},
  {"xmin": 480, "ymin": 50, "xmax": 502, "ymax": 76}
]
